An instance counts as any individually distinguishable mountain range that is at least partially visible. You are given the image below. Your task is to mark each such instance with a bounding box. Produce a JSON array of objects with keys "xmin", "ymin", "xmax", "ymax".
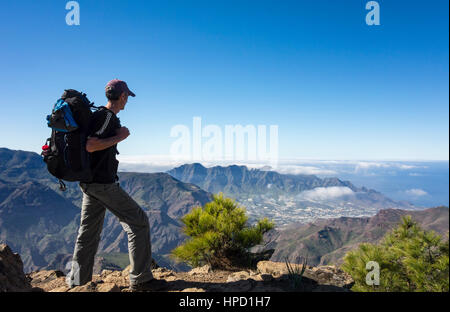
[
  {"xmin": 167, "ymin": 163, "xmax": 418, "ymax": 226},
  {"xmin": 0, "ymin": 148, "xmax": 446, "ymax": 273}
]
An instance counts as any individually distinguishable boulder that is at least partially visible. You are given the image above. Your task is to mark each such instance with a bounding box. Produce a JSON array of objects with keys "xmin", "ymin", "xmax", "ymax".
[
  {"xmin": 257, "ymin": 260, "xmax": 302, "ymax": 276},
  {"xmin": 28, "ymin": 270, "xmax": 64, "ymax": 284},
  {"xmin": 256, "ymin": 261, "xmax": 354, "ymax": 289},
  {"xmin": 0, "ymin": 244, "xmax": 32, "ymax": 292},
  {"xmin": 68, "ymin": 281, "xmax": 97, "ymax": 292},
  {"xmin": 102, "ymin": 270, "xmax": 129, "ymax": 288},
  {"xmin": 188, "ymin": 264, "xmax": 212, "ymax": 275},
  {"xmin": 96, "ymin": 282, "xmax": 120, "ymax": 292},
  {"xmin": 28, "ymin": 270, "xmax": 67, "ymax": 291},
  {"xmin": 226, "ymin": 271, "xmax": 251, "ymax": 282},
  {"xmin": 306, "ymin": 266, "xmax": 354, "ymax": 289}
]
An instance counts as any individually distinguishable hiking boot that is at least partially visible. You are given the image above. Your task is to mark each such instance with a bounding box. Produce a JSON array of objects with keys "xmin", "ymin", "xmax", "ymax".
[{"xmin": 129, "ymin": 278, "xmax": 169, "ymax": 292}]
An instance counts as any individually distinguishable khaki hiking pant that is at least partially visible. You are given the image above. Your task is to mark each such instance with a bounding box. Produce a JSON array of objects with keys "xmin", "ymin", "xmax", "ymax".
[{"xmin": 66, "ymin": 182, "xmax": 153, "ymax": 287}]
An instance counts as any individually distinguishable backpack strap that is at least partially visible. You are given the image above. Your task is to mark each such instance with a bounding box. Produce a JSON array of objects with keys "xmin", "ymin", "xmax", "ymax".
[
  {"xmin": 89, "ymin": 102, "xmax": 100, "ymax": 110},
  {"xmin": 58, "ymin": 179, "xmax": 67, "ymax": 191}
]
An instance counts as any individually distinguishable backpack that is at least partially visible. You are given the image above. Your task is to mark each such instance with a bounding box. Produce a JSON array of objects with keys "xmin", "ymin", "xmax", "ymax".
[{"xmin": 42, "ymin": 89, "xmax": 98, "ymax": 190}]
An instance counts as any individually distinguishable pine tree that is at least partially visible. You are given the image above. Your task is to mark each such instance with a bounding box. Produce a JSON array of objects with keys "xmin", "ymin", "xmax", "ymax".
[
  {"xmin": 171, "ymin": 193, "xmax": 274, "ymax": 269},
  {"xmin": 342, "ymin": 216, "xmax": 449, "ymax": 292}
]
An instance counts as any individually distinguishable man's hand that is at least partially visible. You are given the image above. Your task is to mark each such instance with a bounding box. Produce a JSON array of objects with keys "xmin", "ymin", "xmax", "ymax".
[
  {"xmin": 116, "ymin": 127, "xmax": 130, "ymax": 141},
  {"xmin": 86, "ymin": 127, "xmax": 130, "ymax": 153}
]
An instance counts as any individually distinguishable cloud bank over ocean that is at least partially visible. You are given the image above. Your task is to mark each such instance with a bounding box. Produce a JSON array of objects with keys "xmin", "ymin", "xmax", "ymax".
[
  {"xmin": 117, "ymin": 156, "xmax": 448, "ymax": 208},
  {"xmin": 405, "ymin": 189, "xmax": 428, "ymax": 197},
  {"xmin": 297, "ymin": 186, "xmax": 355, "ymax": 201}
]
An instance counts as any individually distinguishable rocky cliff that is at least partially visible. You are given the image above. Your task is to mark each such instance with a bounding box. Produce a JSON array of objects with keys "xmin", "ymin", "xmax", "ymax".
[{"xmin": 0, "ymin": 244, "xmax": 32, "ymax": 292}]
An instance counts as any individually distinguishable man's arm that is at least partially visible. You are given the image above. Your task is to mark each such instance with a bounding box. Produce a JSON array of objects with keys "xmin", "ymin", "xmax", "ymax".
[{"xmin": 86, "ymin": 127, "xmax": 130, "ymax": 153}]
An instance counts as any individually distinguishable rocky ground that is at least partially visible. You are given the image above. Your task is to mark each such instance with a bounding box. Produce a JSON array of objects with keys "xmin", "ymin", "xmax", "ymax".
[{"xmin": 1, "ymin": 244, "xmax": 354, "ymax": 292}]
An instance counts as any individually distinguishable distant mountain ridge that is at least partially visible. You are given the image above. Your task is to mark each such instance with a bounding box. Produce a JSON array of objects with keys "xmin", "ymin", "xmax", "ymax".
[
  {"xmin": 0, "ymin": 148, "xmax": 48, "ymax": 182},
  {"xmin": 167, "ymin": 163, "xmax": 417, "ymax": 226},
  {"xmin": 167, "ymin": 163, "xmax": 367, "ymax": 195},
  {"xmin": 267, "ymin": 206, "xmax": 449, "ymax": 266},
  {"xmin": 0, "ymin": 179, "xmax": 79, "ymax": 271}
]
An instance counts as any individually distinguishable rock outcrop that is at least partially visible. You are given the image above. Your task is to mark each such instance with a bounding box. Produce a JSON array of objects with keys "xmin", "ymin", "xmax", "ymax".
[
  {"xmin": 26, "ymin": 262, "xmax": 353, "ymax": 292},
  {"xmin": 1, "ymin": 244, "xmax": 353, "ymax": 292},
  {"xmin": 0, "ymin": 244, "xmax": 32, "ymax": 292}
]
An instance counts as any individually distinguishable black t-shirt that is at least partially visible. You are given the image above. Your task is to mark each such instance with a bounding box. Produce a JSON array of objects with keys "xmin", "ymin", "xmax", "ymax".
[{"xmin": 87, "ymin": 107, "xmax": 121, "ymax": 183}]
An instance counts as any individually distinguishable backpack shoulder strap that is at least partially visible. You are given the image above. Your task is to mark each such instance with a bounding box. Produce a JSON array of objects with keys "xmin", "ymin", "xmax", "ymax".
[{"xmin": 89, "ymin": 102, "xmax": 100, "ymax": 110}]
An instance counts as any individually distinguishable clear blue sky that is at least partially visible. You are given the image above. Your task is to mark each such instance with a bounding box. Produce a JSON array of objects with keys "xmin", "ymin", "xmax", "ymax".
[{"xmin": 0, "ymin": 0, "xmax": 448, "ymax": 160}]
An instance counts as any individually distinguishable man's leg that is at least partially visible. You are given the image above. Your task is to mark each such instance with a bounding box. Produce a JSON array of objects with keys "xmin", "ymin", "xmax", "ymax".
[
  {"xmin": 87, "ymin": 182, "xmax": 153, "ymax": 286},
  {"xmin": 67, "ymin": 184, "xmax": 106, "ymax": 287}
]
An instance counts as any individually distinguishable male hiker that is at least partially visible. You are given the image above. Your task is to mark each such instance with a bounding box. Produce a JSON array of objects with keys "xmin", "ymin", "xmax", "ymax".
[{"xmin": 66, "ymin": 79, "xmax": 166, "ymax": 291}]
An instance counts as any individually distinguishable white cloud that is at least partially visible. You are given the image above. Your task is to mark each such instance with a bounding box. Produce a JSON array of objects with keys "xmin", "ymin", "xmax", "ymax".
[
  {"xmin": 259, "ymin": 165, "xmax": 337, "ymax": 176},
  {"xmin": 353, "ymin": 161, "xmax": 422, "ymax": 173},
  {"xmin": 405, "ymin": 189, "xmax": 428, "ymax": 197},
  {"xmin": 298, "ymin": 186, "xmax": 354, "ymax": 201},
  {"xmin": 117, "ymin": 155, "xmax": 338, "ymax": 175},
  {"xmin": 398, "ymin": 164, "xmax": 418, "ymax": 170},
  {"xmin": 355, "ymin": 162, "xmax": 391, "ymax": 170},
  {"xmin": 116, "ymin": 155, "xmax": 426, "ymax": 180},
  {"xmin": 117, "ymin": 154, "xmax": 187, "ymax": 172}
]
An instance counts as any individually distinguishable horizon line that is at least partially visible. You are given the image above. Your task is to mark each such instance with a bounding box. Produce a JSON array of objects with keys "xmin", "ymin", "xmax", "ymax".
[{"xmin": 1, "ymin": 147, "xmax": 449, "ymax": 163}]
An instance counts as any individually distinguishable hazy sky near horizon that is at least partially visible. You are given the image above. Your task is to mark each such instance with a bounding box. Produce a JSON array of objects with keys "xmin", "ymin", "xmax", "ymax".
[{"xmin": 0, "ymin": 0, "xmax": 448, "ymax": 161}]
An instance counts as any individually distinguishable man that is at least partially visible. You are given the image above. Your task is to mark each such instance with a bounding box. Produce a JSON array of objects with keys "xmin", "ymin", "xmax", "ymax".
[{"xmin": 66, "ymin": 79, "xmax": 166, "ymax": 291}]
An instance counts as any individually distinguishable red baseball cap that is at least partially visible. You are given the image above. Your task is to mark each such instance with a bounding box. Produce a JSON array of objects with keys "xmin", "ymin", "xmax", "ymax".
[{"xmin": 105, "ymin": 79, "xmax": 136, "ymax": 97}]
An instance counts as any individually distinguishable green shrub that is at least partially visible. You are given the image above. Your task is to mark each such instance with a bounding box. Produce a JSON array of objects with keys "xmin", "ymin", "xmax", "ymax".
[
  {"xmin": 285, "ymin": 256, "xmax": 307, "ymax": 290},
  {"xmin": 342, "ymin": 216, "xmax": 449, "ymax": 292},
  {"xmin": 171, "ymin": 193, "xmax": 274, "ymax": 269}
]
